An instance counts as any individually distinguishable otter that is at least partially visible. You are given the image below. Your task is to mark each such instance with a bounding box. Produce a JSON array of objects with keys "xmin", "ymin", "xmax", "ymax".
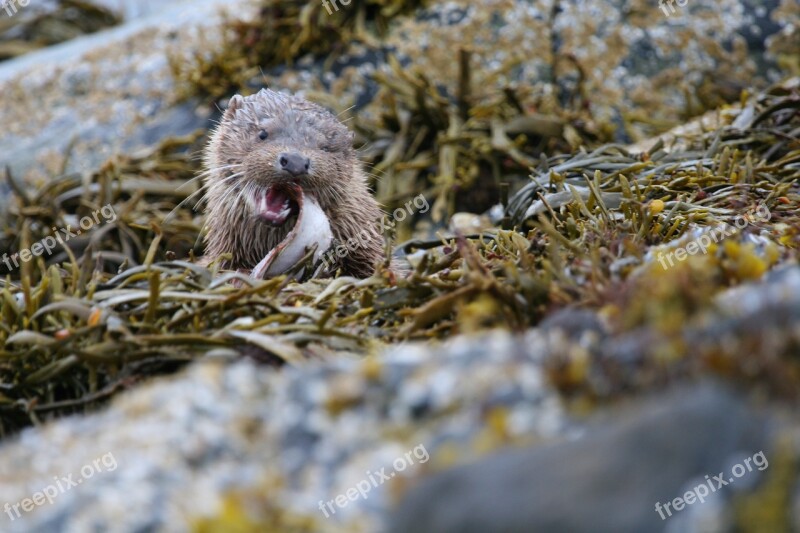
[{"xmin": 201, "ymin": 89, "xmax": 385, "ymax": 279}]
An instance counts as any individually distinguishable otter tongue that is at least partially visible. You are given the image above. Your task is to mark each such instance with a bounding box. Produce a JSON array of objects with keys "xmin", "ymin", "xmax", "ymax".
[{"xmin": 258, "ymin": 187, "xmax": 292, "ymax": 225}]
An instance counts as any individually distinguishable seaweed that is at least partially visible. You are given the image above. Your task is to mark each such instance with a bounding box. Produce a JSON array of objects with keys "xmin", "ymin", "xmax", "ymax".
[
  {"xmin": 0, "ymin": 0, "xmax": 121, "ymax": 61},
  {"xmin": 0, "ymin": 78, "xmax": 797, "ymax": 437},
  {"xmin": 168, "ymin": 0, "xmax": 427, "ymax": 103}
]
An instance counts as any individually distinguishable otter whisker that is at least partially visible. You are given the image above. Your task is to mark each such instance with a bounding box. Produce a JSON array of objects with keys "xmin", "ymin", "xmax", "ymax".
[
  {"xmin": 194, "ymin": 164, "xmax": 243, "ymax": 181},
  {"xmin": 161, "ymin": 169, "xmax": 244, "ymax": 225},
  {"xmin": 214, "ymin": 171, "xmax": 245, "ymax": 186},
  {"xmin": 232, "ymin": 179, "xmax": 253, "ymax": 207},
  {"xmin": 210, "ymin": 181, "xmax": 237, "ymax": 212},
  {"xmin": 200, "ymin": 172, "xmax": 245, "ymax": 200},
  {"xmin": 161, "ymin": 187, "xmax": 208, "ymax": 225},
  {"xmin": 363, "ymin": 172, "xmax": 387, "ymax": 182},
  {"xmin": 175, "ymin": 166, "xmax": 232, "ymax": 191},
  {"xmin": 216, "ymin": 182, "xmax": 243, "ymax": 213},
  {"xmin": 197, "ymin": 177, "xmax": 244, "ymax": 214},
  {"xmin": 364, "ymin": 162, "xmax": 387, "ymax": 176},
  {"xmin": 231, "ymin": 182, "xmax": 250, "ymax": 213},
  {"xmin": 355, "ymin": 141, "xmax": 374, "ymax": 152},
  {"xmin": 336, "ymin": 104, "xmax": 356, "ymax": 118}
]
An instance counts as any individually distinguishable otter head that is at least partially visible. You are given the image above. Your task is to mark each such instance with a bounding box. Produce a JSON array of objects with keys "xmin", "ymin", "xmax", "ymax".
[
  {"xmin": 201, "ymin": 88, "xmax": 387, "ymax": 276},
  {"xmin": 204, "ymin": 88, "xmax": 356, "ymax": 228}
]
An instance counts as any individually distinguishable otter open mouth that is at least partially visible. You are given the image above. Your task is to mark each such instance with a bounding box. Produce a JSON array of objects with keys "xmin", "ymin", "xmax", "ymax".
[
  {"xmin": 251, "ymin": 184, "xmax": 333, "ymax": 279},
  {"xmin": 256, "ymin": 186, "xmax": 298, "ymax": 226}
]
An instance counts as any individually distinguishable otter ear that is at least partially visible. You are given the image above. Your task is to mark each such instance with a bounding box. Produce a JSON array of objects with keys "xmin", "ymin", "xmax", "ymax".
[{"xmin": 224, "ymin": 94, "xmax": 244, "ymax": 118}]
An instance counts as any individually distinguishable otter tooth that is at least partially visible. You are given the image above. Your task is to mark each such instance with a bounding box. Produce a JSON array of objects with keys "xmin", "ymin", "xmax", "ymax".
[{"xmin": 251, "ymin": 191, "xmax": 333, "ymax": 279}]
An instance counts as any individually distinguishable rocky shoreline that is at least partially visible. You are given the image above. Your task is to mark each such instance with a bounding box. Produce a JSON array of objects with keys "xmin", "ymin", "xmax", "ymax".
[{"xmin": 1, "ymin": 1, "xmax": 799, "ymax": 532}]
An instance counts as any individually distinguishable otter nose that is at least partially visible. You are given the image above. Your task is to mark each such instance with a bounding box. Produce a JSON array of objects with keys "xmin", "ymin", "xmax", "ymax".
[{"xmin": 278, "ymin": 152, "xmax": 310, "ymax": 177}]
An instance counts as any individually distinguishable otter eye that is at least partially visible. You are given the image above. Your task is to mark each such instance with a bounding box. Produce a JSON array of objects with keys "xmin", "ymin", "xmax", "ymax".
[{"xmin": 258, "ymin": 130, "xmax": 269, "ymax": 140}]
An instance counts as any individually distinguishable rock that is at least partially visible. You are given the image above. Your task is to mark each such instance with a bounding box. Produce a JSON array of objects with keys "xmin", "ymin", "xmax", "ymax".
[
  {"xmin": 1, "ymin": 266, "xmax": 799, "ymax": 530},
  {"xmin": 388, "ymin": 383, "xmax": 775, "ymax": 533},
  {"xmin": 592, "ymin": 264, "xmax": 800, "ymax": 397},
  {"xmin": 0, "ymin": 331, "xmax": 569, "ymax": 532},
  {"xmin": 1, "ymin": 0, "xmax": 796, "ymax": 189},
  {"xmin": 0, "ymin": 0, "xmax": 254, "ymax": 185}
]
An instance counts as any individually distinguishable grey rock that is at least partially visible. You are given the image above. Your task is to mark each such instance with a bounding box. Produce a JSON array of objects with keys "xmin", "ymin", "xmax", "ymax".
[
  {"xmin": 0, "ymin": 331, "xmax": 568, "ymax": 532},
  {"xmin": 0, "ymin": 0, "xmax": 252, "ymax": 185},
  {"xmin": 388, "ymin": 383, "xmax": 772, "ymax": 533},
  {"xmin": 1, "ymin": 0, "xmax": 794, "ymax": 191}
]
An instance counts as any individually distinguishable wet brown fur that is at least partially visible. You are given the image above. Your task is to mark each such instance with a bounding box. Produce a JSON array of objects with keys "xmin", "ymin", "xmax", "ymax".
[{"xmin": 201, "ymin": 89, "xmax": 385, "ymax": 278}]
